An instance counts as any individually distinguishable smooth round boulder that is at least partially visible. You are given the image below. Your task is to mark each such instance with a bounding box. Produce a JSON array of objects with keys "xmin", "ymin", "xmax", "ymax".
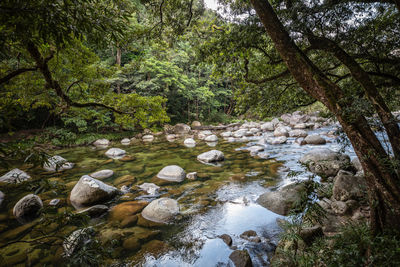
[
  {"xmin": 0, "ymin": 168, "xmax": 31, "ymax": 183},
  {"xmin": 70, "ymin": 175, "xmax": 119, "ymax": 208},
  {"xmin": 157, "ymin": 165, "xmax": 186, "ymax": 182},
  {"xmin": 249, "ymin": 128, "xmax": 260, "ymax": 134},
  {"xmin": 142, "ymin": 135, "xmax": 154, "ymax": 142},
  {"xmin": 191, "ymin": 121, "xmax": 201, "ymax": 127},
  {"xmin": 173, "ymin": 123, "xmax": 191, "ymax": 134},
  {"xmin": 184, "ymin": 138, "xmax": 196, "ymax": 147},
  {"xmin": 13, "ymin": 194, "xmax": 43, "ymax": 223},
  {"xmin": 270, "ymin": 136, "xmax": 287, "ymax": 145},
  {"xmin": 121, "ymin": 138, "xmax": 131, "ymax": 145},
  {"xmin": 261, "ymin": 122, "xmax": 274, "ymax": 131},
  {"xmin": 289, "ymin": 129, "xmax": 308, "ymax": 138},
  {"xmin": 220, "ymin": 131, "xmax": 232, "ymax": 137},
  {"xmin": 274, "ymin": 127, "xmax": 289, "ymax": 137},
  {"xmin": 90, "ymin": 169, "xmax": 114, "ymax": 179},
  {"xmin": 93, "ymin": 139, "xmax": 110, "ymax": 147},
  {"xmin": 197, "ymin": 150, "xmax": 225, "ymax": 163},
  {"xmin": 141, "ymin": 198, "xmax": 179, "ymax": 223},
  {"xmin": 204, "ymin": 134, "xmax": 218, "ymax": 142},
  {"xmin": 166, "ymin": 134, "xmax": 177, "ymax": 142},
  {"xmin": 43, "ymin": 155, "xmax": 74, "ymax": 172},
  {"xmin": 305, "ymin": 134, "xmax": 326, "ymax": 145},
  {"xmin": 293, "ymin": 123, "xmax": 307, "ymax": 129},
  {"xmin": 105, "ymin": 148, "xmax": 126, "ymax": 158},
  {"xmin": 233, "ymin": 129, "xmax": 247, "ymax": 138}
]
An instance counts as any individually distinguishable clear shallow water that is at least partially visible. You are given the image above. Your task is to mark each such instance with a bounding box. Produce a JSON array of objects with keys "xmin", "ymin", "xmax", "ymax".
[{"xmin": 0, "ymin": 136, "xmax": 282, "ymax": 266}]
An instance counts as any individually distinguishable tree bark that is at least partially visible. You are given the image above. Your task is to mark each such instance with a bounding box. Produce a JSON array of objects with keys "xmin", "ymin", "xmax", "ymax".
[
  {"xmin": 308, "ymin": 34, "xmax": 400, "ymax": 160},
  {"xmin": 250, "ymin": 0, "xmax": 400, "ymax": 234}
]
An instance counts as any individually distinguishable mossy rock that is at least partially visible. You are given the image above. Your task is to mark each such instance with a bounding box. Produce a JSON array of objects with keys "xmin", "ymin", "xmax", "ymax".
[
  {"xmin": 114, "ymin": 175, "xmax": 136, "ymax": 187},
  {"xmin": 119, "ymin": 155, "xmax": 136, "ymax": 162},
  {"xmin": 229, "ymin": 174, "xmax": 246, "ymax": 181},
  {"xmin": 120, "ymin": 215, "xmax": 138, "ymax": 228},
  {"xmin": 0, "ymin": 220, "xmax": 37, "ymax": 241},
  {"xmin": 136, "ymin": 214, "xmax": 165, "ymax": 228},
  {"xmin": 109, "ymin": 201, "xmax": 148, "ymax": 222}
]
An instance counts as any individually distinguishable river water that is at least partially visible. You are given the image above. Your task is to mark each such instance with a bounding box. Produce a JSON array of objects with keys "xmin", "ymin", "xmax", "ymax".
[{"xmin": 0, "ymin": 124, "xmax": 358, "ymax": 266}]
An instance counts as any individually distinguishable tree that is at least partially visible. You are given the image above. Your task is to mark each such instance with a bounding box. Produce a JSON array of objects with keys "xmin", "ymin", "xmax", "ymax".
[
  {"xmin": 248, "ymin": 0, "xmax": 400, "ymax": 234},
  {"xmin": 0, "ymin": 0, "xmax": 170, "ymax": 130}
]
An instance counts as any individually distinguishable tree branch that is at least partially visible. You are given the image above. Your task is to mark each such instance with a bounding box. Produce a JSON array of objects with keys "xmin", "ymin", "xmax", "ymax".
[
  {"xmin": 244, "ymin": 58, "xmax": 289, "ymax": 84},
  {"xmin": 0, "ymin": 67, "xmax": 38, "ymax": 85},
  {"xmin": 187, "ymin": 0, "xmax": 194, "ymax": 27},
  {"xmin": 26, "ymin": 41, "xmax": 135, "ymax": 115}
]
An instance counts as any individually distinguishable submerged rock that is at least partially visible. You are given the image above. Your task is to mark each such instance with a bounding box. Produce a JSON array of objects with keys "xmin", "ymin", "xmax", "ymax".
[
  {"xmin": 70, "ymin": 175, "xmax": 119, "ymax": 208},
  {"xmin": 13, "ymin": 194, "xmax": 43, "ymax": 223},
  {"xmin": 77, "ymin": 204, "xmax": 109, "ymax": 218},
  {"xmin": 186, "ymin": 172, "xmax": 197, "ymax": 180},
  {"xmin": 89, "ymin": 169, "xmax": 114, "ymax": 179},
  {"xmin": 229, "ymin": 249, "xmax": 253, "ymax": 267},
  {"xmin": 197, "ymin": 150, "xmax": 225, "ymax": 163},
  {"xmin": 49, "ymin": 198, "xmax": 60, "ymax": 206},
  {"xmin": 257, "ymin": 183, "xmax": 305, "ymax": 216},
  {"xmin": 63, "ymin": 227, "xmax": 95, "ymax": 257},
  {"xmin": 138, "ymin": 183, "xmax": 160, "ymax": 195},
  {"xmin": 157, "ymin": 165, "xmax": 186, "ymax": 182},
  {"xmin": 0, "ymin": 168, "xmax": 31, "ymax": 183},
  {"xmin": 0, "ymin": 190, "xmax": 4, "ymax": 206},
  {"xmin": 141, "ymin": 198, "xmax": 179, "ymax": 223},
  {"xmin": 110, "ymin": 201, "xmax": 148, "ymax": 222},
  {"xmin": 299, "ymin": 148, "xmax": 350, "ymax": 177},
  {"xmin": 43, "ymin": 156, "xmax": 74, "ymax": 172},
  {"xmin": 105, "ymin": 148, "xmax": 126, "ymax": 158}
]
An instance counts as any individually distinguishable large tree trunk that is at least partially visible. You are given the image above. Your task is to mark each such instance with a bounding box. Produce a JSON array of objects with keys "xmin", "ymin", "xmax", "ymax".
[
  {"xmin": 307, "ymin": 34, "xmax": 400, "ymax": 160},
  {"xmin": 250, "ymin": 0, "xmax": 400, "ymax": 234}
]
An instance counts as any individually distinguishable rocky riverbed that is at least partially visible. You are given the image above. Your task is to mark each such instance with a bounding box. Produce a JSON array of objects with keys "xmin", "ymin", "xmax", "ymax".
[{"xmin": 0, "ymin": 111, "xmax": 376, "ymax": 266}]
